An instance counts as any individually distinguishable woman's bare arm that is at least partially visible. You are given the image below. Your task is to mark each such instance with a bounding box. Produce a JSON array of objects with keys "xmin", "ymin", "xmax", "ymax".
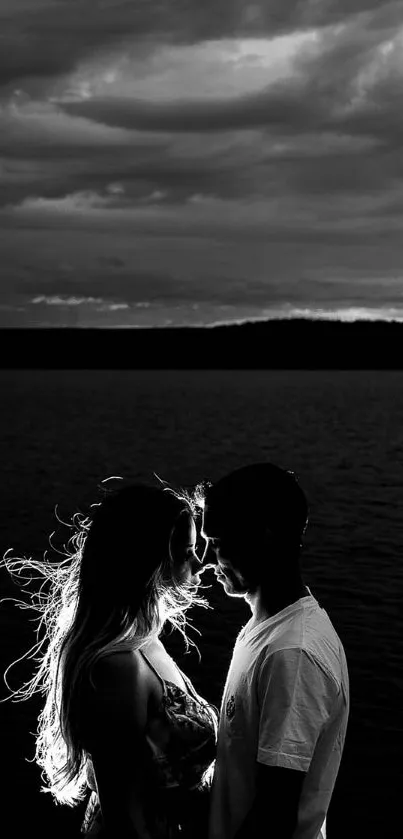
[{"xmin": 86, "ymin": 650, "xmax": 160, "ymax": 839}]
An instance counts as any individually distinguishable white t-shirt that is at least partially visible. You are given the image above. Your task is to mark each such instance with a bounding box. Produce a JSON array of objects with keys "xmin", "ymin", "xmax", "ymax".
[{"xmin": 209, "ymin": 591, "xmax": 349, "ymax": 839}]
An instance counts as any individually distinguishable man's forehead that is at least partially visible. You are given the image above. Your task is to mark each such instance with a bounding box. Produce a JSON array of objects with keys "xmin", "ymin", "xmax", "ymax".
[
  {"xmin": 202, "ymin": 506, "xmax": 236, "ymax": 540},
  {"xmin": 202, "ymin": 505, "xmax": 223, "ymax": 534},
  {"xmin": 203, "ymin": 498, "xmax": 247, "ymax": 523}
]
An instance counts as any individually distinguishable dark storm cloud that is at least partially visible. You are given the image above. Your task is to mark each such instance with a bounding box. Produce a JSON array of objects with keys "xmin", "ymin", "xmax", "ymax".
[
  {"xmin": 0, "ymin": 0, "xmax": 397, "ymax": 88},
  {"xmin": 102, "ymin": 256, "xmax": 126, "ymax": 268},
  {"xmin": 0, "ymin": 147, "xmax": 239, "ymax": 207},
  {"xmin": 0, "ymin": 0, "xmax": 158, "ymax": 88},
  {"xmin": 2, "ymin": 0, "xmax": 403, "ymax": 329},
  {"xmin": 60, "ymin": 87, "xmax": 317, "ymax": 134},
  {"xmin": 58, "ymin": 5, "xmax": 402, "ymax": 144},
  {"xmin": 1, "ymin": 1, "xmax": 401, "ymax": 185},
  {"xmin": 32, "ymin": 1, "xmax": 399, "ymax": 215},
  {"xmin": 285, "ymin": 146, "xmax": 400, "ymax": 196}
]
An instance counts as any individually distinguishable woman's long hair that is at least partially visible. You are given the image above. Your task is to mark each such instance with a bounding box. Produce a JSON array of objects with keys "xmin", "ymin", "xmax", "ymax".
[{"xmin": 0, "ymin": 478, "xmax": 207, "ymax": 807}]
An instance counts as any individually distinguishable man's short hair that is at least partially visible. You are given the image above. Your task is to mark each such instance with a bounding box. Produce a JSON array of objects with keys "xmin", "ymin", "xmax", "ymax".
[{"xmin": 203, "ymin": 462, "xmax": 308, "ymax": 548}]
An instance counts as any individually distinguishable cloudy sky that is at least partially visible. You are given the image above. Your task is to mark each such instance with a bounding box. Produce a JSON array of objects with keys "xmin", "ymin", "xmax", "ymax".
[{"xmin": 1, "ymin": 0, "xmax": 403, "ymax": 327}]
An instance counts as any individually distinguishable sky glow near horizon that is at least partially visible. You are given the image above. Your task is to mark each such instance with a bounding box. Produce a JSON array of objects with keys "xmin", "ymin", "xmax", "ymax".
[{"xmin": 1, "ymin": 1, "xmax": 403, "ymax": 327}]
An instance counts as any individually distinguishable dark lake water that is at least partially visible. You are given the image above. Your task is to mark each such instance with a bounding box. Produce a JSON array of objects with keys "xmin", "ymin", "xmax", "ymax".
[{"xmin": 0, "ymin": 369, "xmax": 402, "ymax": 837}]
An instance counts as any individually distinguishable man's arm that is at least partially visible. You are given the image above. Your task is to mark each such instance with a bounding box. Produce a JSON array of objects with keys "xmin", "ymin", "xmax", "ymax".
[
  {"xmin": 235, "ymin": 764, "xmax": 306, "ymax": 839},
  {"xmin": 235, "ymin": 647, "xmax": 333, "ymax": 839}
]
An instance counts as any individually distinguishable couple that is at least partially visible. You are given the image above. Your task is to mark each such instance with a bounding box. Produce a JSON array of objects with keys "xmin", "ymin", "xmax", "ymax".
[{"xmin": 3, "ymin": 463, "xmax": 349, "ymax": 839}]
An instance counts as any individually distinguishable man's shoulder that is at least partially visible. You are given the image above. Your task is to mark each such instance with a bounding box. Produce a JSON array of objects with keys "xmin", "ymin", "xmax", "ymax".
[
  {"xmin": 302, "ymin": 605, "xmax": 348, "ymax": 685},
  {"xmin": 272, "ymin": 600, "xmax": 346, "ymax": 672},
  {"xmin": 258, "ymin": 637, "xmax": 347, "ymax": 698}
]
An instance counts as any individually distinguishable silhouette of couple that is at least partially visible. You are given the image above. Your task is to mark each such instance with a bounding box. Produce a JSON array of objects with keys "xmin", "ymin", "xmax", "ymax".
[{"xmin": 2, "ymin": 463, "xmax": 349, "ymax": 839}]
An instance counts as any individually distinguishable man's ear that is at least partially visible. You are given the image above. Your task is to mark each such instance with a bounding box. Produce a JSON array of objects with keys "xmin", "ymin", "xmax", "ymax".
[{"xmin": 262, "ymin": 526, "xmax": 303, "ymax": 557}]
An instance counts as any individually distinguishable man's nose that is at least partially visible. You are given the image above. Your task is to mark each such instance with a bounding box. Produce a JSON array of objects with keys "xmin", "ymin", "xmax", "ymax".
[{"xmin": 202, "ymin": 543, "xmax": 218, "ymax": 567}]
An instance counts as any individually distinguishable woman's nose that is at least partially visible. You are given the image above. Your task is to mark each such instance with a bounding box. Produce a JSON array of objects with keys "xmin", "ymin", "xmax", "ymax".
[
  {"xmin": 196, "ymin": 534, "xmax": 209, "ymax": 563},
  {"xmin": 192, "ymin": 552, "xmax": 204, "ymax": 568}
]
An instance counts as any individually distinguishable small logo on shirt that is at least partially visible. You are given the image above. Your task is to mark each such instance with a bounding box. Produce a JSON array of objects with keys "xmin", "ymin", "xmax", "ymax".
[{"xmin": 226, "ymin": 695, "xmax": 236, "ymax": 720}]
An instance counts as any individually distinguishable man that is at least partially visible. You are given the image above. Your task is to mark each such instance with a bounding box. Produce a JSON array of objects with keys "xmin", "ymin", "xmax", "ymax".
[{"xmin": 202, "ymin": 463, "xmax": 349, "ymax": 839}]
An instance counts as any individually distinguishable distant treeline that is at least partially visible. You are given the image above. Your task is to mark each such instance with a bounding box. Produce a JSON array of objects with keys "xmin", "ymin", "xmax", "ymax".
[{"xmin": 1, "ymin": 320, "xmax": 403, "ymax": 368}]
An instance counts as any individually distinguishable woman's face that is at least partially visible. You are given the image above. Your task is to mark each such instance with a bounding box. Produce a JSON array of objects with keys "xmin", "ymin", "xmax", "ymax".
[{"xmin": 170, "ymin": 512, "xmax": 203, "ymax": 586}]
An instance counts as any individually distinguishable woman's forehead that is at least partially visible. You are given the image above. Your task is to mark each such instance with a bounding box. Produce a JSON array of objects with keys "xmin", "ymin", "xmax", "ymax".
[{"xmin": 172, "ymin": 510, "xmax": 195, "ymax": 538}]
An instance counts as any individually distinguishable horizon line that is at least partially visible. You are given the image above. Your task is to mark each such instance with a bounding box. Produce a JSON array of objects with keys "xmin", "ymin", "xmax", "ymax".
[{"xmin": 2, "ymin": 314, "xmax": 403, "ymax": 330}]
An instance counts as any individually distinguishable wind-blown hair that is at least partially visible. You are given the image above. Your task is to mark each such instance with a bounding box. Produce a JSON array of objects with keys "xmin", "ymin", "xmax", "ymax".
[{"xmin": 0, "ymin": 479, "xmax": 206, "ymax": 808}]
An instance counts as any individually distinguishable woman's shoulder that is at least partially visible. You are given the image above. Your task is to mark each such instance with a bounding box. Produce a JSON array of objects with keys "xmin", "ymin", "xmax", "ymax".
[
  {"xmin": 81, "ymin": 649, "xmax": 154, "ymax": 742},
  {"xmin": 79, "ymin": 651, "xmax": 153, "ymax": 756},
  {"xmin": 89, "ymin": 648, "xmax": 150, "ymax": 695}
]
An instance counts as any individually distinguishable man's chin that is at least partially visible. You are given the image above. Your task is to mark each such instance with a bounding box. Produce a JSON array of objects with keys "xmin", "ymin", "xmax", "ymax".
[{"xmin": 216, "ymin": 573, "xmax": 247, "ymax": 597}]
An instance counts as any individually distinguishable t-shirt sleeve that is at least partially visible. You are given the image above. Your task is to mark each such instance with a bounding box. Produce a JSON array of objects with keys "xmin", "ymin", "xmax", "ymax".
[{"xmin": 257, "ymin": 647, "xmax": 337, "ymax": 772}]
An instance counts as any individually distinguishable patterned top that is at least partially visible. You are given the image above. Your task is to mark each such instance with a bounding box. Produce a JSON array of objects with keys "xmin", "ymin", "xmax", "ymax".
[{"xmin": 82, "ymin": 648, "xmax": 218, "ymax": 838}]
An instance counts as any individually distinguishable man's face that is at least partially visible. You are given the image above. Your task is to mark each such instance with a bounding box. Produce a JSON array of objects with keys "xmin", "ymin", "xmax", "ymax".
[{"xmin": 202, "ymin": 509, "xmax": 252, "ymax": 598}]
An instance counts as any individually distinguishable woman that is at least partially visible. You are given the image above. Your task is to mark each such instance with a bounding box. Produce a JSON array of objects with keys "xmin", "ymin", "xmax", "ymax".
[{"xmin": 1, "ymin": 478, "xmax": 217, "ymax": 838}]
